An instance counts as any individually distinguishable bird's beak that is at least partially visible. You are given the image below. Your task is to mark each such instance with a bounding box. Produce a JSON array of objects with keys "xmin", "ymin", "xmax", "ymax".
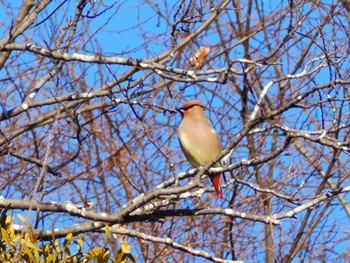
[
  {"xmin": 176, "ymin": 108, "xmax": 182, "ymax": 113},
  {"xmin": 176, "ymin": 108, "xmax": 184, "ymax": 117}
]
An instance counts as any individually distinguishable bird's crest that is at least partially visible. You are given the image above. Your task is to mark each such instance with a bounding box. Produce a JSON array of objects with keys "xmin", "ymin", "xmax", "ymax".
[{"xmin": 179, "ymin": 100, "xmax": 205, "ymax": 111}]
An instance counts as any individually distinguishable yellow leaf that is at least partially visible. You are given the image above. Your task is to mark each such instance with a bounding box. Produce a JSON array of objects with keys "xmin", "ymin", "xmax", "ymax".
[
  {"xmin": 24, "ymin": 231, "xmax": 37, "ymax": 243},
  {"xmin": 85, "ymin": 247, "xmax": 105, "ymax": 260},
  {"xmin": 54, "ymin": 239, "xmax": 62, "ymax": 254},
  {"xmin": 75, "ymin": 236, "xmax": 84, "ymax": 251},
  {"xmin": 21, "ymin": 238, "xmax": 41, "ymax": 261},
  {"xmin": 121, "ymin": 240, "xmax": 130, "ymax": 254},
  {"xmin": 65, "ymin": 233, "xmax": 73, "ymax": 241},
  {"xmin": 12, "ymin": 233, "xmax": 22, "ymax": 243},
  {"xmin": 115, "ymin": 249, "xmax": 123, "ymax": 262},
  {"xmin": 5, "ymin": 215, "xmax": 13, "ymax": 226},
  {"xmin": 1, "ymin": 227, "xmax": 14, "ymax": 250},
  {"xmin": 101, "ymin": 249, "xmax": 110, "ymax": 263},
  {"xmin": 45, "ymin": 253, "xmax": 58, "ymax": 262},
  {"xmin": 44, "ymin": 243, "xmax": 53, "ymax": 255},
  {"xmin": 22, "ymin": 238, "xmax": 41, "ymax": 252},
  {"xmin": 7, "ymin": 222, "xmax": 16, "ymax": 240},
  {"xmin": 21, "ymin": 244, "xmax": 35, "ymax": 262},
  {"xmin": 104, "ymin": 224, "xmax": 110, "ymax": 245},
  {"xmin": 64, "ymin": 233, "xmax": 75, "ymax": 254}
]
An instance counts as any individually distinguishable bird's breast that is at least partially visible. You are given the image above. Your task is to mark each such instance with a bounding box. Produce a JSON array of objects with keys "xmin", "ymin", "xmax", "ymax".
[{"xmin": 179, "ymin": 119, "xmax": 222, "ymax": 167}]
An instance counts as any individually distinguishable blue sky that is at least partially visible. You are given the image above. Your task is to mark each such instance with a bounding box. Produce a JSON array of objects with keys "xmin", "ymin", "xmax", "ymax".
[{"xmin": 0, "ymin": 0, "xmax": 349, "ymax": 262}]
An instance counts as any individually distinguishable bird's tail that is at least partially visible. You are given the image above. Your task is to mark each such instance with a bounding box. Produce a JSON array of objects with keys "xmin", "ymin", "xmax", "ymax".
[{"xmin": 210, "ymin": 173, "xmax": 223, "ymax": 198}]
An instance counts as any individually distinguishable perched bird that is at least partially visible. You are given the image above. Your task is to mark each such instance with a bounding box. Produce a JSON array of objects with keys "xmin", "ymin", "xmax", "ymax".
[{"xmin": 177, "ymin": 100, "xmax": 223, "ymax": 198}]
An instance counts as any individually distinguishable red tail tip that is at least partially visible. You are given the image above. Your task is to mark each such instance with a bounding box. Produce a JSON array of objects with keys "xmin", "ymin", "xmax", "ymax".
[
  {"xmin": 210, "ymin": 173, "xmax": 223, "ymax": 198},
  {"xmin": 217, "ymin": 191, "xmax": 223, "ymax": 199}
]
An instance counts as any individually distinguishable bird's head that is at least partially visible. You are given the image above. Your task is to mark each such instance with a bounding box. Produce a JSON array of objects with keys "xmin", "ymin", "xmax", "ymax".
[{"xmin": 176, "ymin": 100, "xmax": 206, "ymax": 118}]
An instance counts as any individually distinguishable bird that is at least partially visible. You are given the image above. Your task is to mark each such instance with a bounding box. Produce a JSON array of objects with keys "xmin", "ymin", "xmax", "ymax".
[{"xmin": 177, "ymin": 100, "xmax": 223, "ymax": 198}]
